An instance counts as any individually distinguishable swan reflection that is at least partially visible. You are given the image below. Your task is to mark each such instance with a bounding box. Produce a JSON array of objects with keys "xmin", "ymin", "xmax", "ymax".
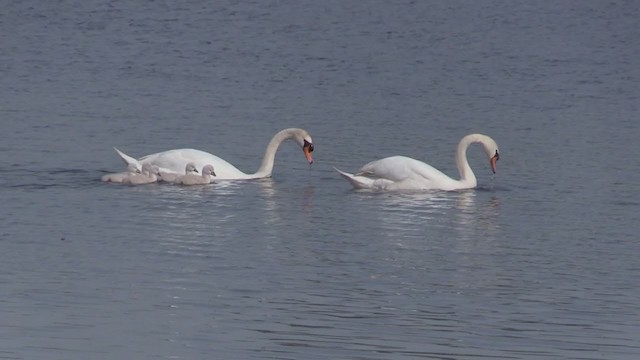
[
  {"xmin": 376, "ymin": 191, "xmax": 470, "ymax": 226},
  {"xmin": 128, "ymin": 181, "xmax": 248, "ymax": 259},
  {"xmin": 258, "ymin": 179, "xmax": 316, "ymax": 226},
  {"xmin": 373, "ymin": 190, "xmax": 500, "ymax": 247},
  {"xmin": 455, "ymin": 192, "xmax": 501, "ymax": 235}
]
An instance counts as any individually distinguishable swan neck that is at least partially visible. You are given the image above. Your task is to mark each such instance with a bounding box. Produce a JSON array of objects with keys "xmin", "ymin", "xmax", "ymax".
[
  {"xmin": 254, "ymin": 129, "xmax": 298, "ymax": 177},
  {"xmin": 455, "ymin": 135, "xmax": 477, "ymax": 187}
]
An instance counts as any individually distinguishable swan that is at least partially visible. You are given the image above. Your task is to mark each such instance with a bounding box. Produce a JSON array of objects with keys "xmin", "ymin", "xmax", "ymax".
[
  {"xmin": 112, "ymin": 128, "xmax": 314, "ymax": 180},
  {"xmin": 174, "ymin": 164, "xmax": 216, "ymax": 185},
  {"xmin": 335, "ymin": 133, "xmax": 499, "ymax": 191},
  {"xmin": 123, "ymin": 163, "xmax": 160, "ymax": 185},
  {"xmin": 159, "ymin": 162, "xmax": 198, "ymax": 182},
  {"xmin": 101, "ymin": 163, "xmax": 140, "ymax": 183}
]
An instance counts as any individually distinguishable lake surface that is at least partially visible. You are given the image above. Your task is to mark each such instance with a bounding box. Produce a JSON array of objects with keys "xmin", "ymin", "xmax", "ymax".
[{"xmin": 1, "ymin": 1, "xmax": 639, "ymax": 359}]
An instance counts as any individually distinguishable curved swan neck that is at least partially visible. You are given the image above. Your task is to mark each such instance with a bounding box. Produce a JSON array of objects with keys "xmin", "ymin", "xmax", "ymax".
[
  {"xmin": 455, "ymin": 134, "xmax": 480, "ymax": 187},
  {"xmin": 253, "ymin": 128, "xmax": 301, "ymax": 178},
  {"xmin": 454, "ymin": 133, "xmax": 497, "ymax": 189}
]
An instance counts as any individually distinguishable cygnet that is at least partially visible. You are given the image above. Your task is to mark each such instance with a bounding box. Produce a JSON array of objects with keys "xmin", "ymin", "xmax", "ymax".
[
  {"xmin": 124, "ymin": 163, "xmax": 160, "ymax": 185},
  {"xmin": 174, "ymin": 164, "xmax": 216, "ymax": 185},
  {"xmin": 159, "ymin": 162, "xmax": 198, "ymax": 182},
  {"xmin": 102, "ymin": 163, "xmax": 140, "ymax": 183}
]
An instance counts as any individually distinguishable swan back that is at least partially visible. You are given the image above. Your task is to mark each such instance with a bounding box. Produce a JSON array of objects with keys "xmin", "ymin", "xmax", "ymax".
[{"xmin": 358, "ymin": 156, "xmax": 460, "ymax": 191}]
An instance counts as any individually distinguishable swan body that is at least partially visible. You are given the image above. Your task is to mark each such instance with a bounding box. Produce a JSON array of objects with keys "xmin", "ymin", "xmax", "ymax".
[
  {"xmin": 174, "ymin": 164, "xmax": 216, "ymax": 185},
  {"xmin": 113, "ymin": 128, "xmax": 314, "ymax": 180},
  {"xmin": 336, "ymin": 134, "xmax": 500, "ymax": 191},
  {"xmin": 123, "ymin": 163, "xmax": 160, "ymax": 185},
  {"xmin": 101, "ymin": 163, "xmax": 140, "ymax": 183}
]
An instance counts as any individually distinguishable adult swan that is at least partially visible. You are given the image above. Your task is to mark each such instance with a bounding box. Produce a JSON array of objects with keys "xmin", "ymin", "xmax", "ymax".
[
  {"xmin": 335, "ymin": 133, "xmax": 499, "ymax": 191},
  {"xmin": 113, "ymin": 128, "xmax": 314, "ymax": 180}
]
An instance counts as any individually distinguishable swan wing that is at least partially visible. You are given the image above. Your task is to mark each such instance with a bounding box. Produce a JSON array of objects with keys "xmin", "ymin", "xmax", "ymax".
[
  {"xmin": 358, "ymin": 156, "xmax": 447, "ymax": 182},
  {"xmin": 137, "ymin": 149, "xmax": 248, "ymax": 180},
  {"xmin": 334, "ymin": 167, "xmax": 393, "ymax": 189},
  {"xmin": 347, "ymin": 156, "xmax": 454, "ymax": 190}
]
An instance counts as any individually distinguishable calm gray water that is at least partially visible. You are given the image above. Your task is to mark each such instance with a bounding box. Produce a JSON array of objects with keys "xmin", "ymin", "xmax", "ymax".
[{"xmin": 1, "ymin": 1, "xmax": 639, "ymax": 359}]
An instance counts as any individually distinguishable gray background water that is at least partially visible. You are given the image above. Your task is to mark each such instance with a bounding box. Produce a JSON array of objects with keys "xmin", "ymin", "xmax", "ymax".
[{"xmin": 1, "ymin": 1, "xmax": 639, "ymax": 359}]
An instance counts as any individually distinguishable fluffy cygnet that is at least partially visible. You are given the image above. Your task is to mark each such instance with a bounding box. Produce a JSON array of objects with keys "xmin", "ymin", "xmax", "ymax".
[
  {"xmin": 124, "ymin": 163, "xmax": 160, "ymax": 185},
  {"xmin": 102, "ymin": 163, "xmax": 140, "ymax": 183},
  {"xmin": 159, "ymin": 162, "xmax": 198, "ymax": 182},
  {"xmin": 174, "ymin": 164, "xmax": 216, "ymax": 185}
]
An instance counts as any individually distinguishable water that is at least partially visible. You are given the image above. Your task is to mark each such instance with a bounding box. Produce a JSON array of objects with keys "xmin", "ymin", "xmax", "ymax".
[{"xmin": 1, "ymin": 1, "xmax": 639, "ymax": 359}]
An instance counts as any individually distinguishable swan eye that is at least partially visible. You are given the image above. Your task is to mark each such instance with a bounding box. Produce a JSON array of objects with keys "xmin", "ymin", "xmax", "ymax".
[
  {"xmin": 494, "ymin": 150, "xmax": 499, "ymax": 161},
  {"xmin": 304, "ymin": 140, "xmax": 314, "ymax": 152}
]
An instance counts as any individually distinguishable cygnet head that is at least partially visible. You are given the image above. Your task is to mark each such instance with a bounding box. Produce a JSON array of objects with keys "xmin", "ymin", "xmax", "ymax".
[
  {"xmin": 202, "ymin": 164, "xmax": 216, "ymax": 177},
  {"xmin": 141, "ymin": 163, "xmax": 159, "ymax": 175},
  {"xmin": 127, "ymin": 163, "xmax": 140, "ymax": 174},
  {"xmin": 185, "ymin": 162, "xmax": 198, "ymax": 174}
]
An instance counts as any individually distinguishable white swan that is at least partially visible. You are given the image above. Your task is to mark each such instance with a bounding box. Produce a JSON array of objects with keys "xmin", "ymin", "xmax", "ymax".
[
  {"xmin": 112, "ymin": 128, "xmax": 314, "ymax": 180},
  {"xmin": 174, "ymin": 164, "xmax": 216, "ymax": 185},
  {"xmin": 123, "ymin": 163, "xmax": 160, "ymax": 185},
  {"xmin": 159, "ymin": 162, "xmax": 198, "ymax": 182},
  {"xmin": 101, "ymin": 163, "xmax": 140, "ymax": 183},
  {"xmin": 335, "ymin": 134, "xmax": 500, "ymax": 191}
]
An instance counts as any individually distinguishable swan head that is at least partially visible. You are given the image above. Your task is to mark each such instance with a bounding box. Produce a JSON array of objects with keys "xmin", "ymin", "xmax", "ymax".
[
  {"xmin": 490, "ymin": 149, "xmax": 499, "ymax": 173},
  {"xmin": 294, "ymin": 130, "xmax": 314, "ymax": 165},
  {"xmin": 303, "ymin": 139, "xmax": 314, "ymax": 164},
  {"xmin": 479, "ymin": 137, "xmax": 499, "ymax": 174},
  {"xmin": 466, "ymin": 134, "xmax": 499, "ymax": 174},
  {"xmin": 202, "ymin": 164, "xmax": 216, "ymax": 177}
]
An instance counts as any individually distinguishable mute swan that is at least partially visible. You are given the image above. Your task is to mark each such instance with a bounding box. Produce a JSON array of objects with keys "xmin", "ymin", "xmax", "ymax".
[
  {"xmin": 159, "ymin": 162, "xmax": 198, "ymax": 182},
  {"xmin": 101, "ymin": 163, "xmax": 140, "ymax": 183},
  {"xmin": 112, "ymin": 128, "xmax": 314, "ymax": 180},
  {"xmin": 123, "ymin": 163, "xmax": 160, "ymax": 185},
  {"xmin": 174, "ymin": 164, "xmax": 216, "ymax": 185},
  {"xmin": 335, "ymin": 134, "xmax": 499, "ymax": 191}
]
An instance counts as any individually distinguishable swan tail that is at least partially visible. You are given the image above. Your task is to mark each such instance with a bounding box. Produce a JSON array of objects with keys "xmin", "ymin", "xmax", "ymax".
[
  {"xmin": 113, "ymin": 147, "xmax": 140, "ymax": 167},
  {"xmin": 334, "ymin": 167, "xmax": 375, "ymax": 189}
]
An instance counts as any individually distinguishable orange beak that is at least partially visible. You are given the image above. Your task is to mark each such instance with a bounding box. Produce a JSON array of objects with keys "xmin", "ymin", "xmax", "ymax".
[
  {"xmin": 490, "ymin": 153, "xmax": 498, "ymax": 174},
  {"xmin": 303, "ymin": 140, "xmax": 314, "ymax": 165}
]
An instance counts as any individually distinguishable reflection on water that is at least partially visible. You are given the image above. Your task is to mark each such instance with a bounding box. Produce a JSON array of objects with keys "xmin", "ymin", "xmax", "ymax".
[
  {"xmin": 256, "ymin": 179, "xmax": 280, "ymax": 226},
  {"xmin": 359, "ymin": 190, "xmax": 506, "ymax": 296},
  {"xmin": 258, "ymin": 179, "xmax": 317, "ymax": 227},
  {"xmin": 129, "ymin": 181, "xmax": 247, "ymax": 259},
  {"xmin": 126, "ymin": 179, "xmax": 320, "ymax": 265},
  {"xmin": 455, "ymin": 192, "xmax": 501, "ymax": 238},
  {"xmin": 372, "ymin": 190, "xmax": 501, "ymax": 246}
]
